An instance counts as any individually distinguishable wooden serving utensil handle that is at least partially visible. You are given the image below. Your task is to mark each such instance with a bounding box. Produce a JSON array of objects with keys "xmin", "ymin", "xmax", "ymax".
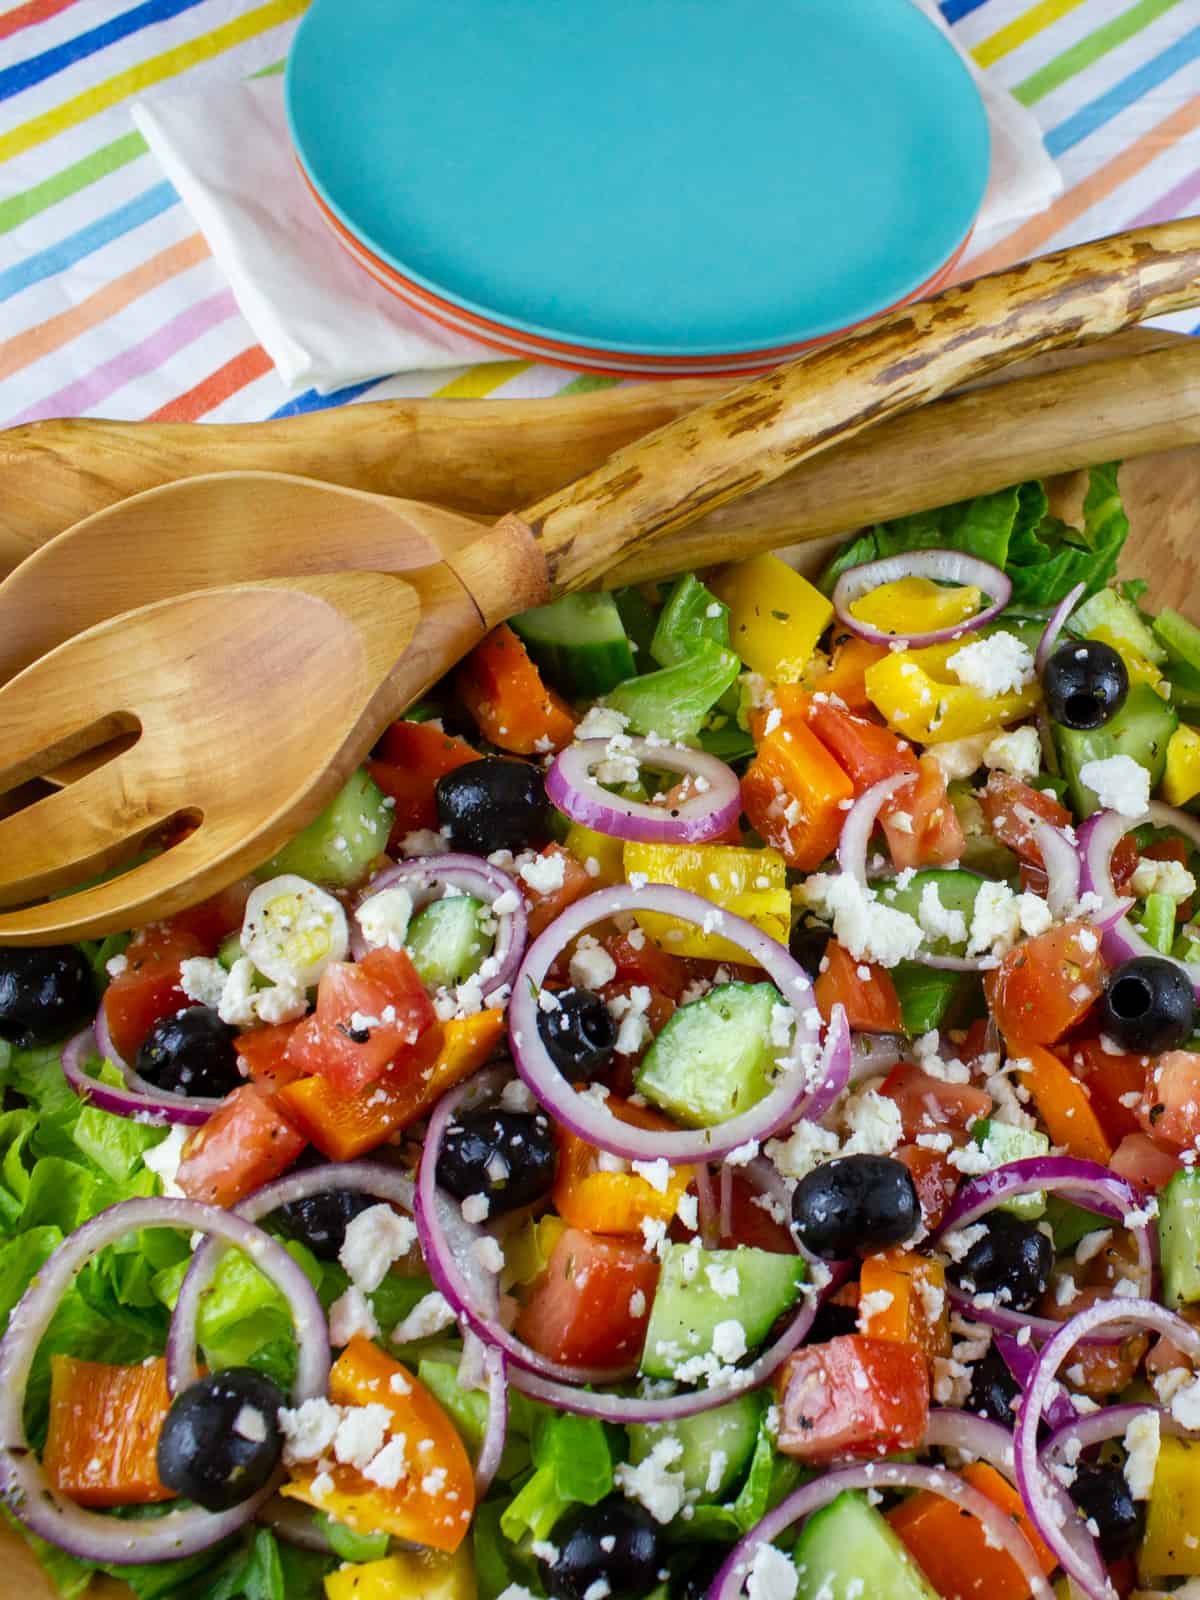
[{"xmin": 455, "ymin": 220, "xmax": 1200, "ymax": 618}]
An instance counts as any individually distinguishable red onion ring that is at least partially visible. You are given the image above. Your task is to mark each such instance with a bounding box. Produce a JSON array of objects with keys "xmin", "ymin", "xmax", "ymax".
[
  {"xmin": 848, "ymin": 1032, "xmax": 905, "ymax": 1083},
  {"xmin": 257, "ymin": 1495, "xmax": 336, "ymax": 1554},
  {"xmin": 1015, "ymin": 1298, "xmax": 1200, "ymax": 1599},
  {"xmin": 0, "ymin": 1197, "xmax": 328, "ymax": 1565},
  {"xmin": 1035, "ymin": 582, "xmax": 1087, "ymax": 676},
  {"xmin": 933, "ymin": 1156, "xmax": 1156, "ymax": 1343},
  {"xmin": 710, "ymin": 1459, "xmax": 1051, "ymax": 1600},
  {"xmin": 1080, "ymin": 803, "xmax": 1200, "ymax": 997},
  {"xmin": 831, "ymin": 549, "xmax": 1012, "ymax": 649},
  {"xmin": 352, "ymin": 855, "xmax": 526, "ymax": 998},
  {"xmin": 65, "ymin": 1023, "xmax": 220, "ymax": 1127},
  {"xmin": 694, "ymin": 1165, "xmax": 720, "ymax": 1248},
  {"xmin": 1040, "ymin": 1399, "xmax": 1196, "ymax": 1477},
  {"xmin": 795, "ymin": 1002, "xmax": 850, "ymax": 1122},
  {"xmin": 546, "ymin": 738, "xmax": 741, "ymax": 844},
  {"xmin": 1021, "ymin": 810, "xmax": 1082, "ymax": 919},
  {"xmin": 994, "ymin": 1332, "xmax": 1076, "ymax": 1432},
  {"xmin": 509, "ymin": 884, "xmax": 824, "ymax": 1165},
  {"xmin": 169, "ymin": 1161, "xmax": 415, "ymax": 1395},
  {"xmin": 465, "ymin": 1335, "xmax": 508, "ymax": 1497},
  {"xmin": 924, "ymin": 1406, "xmax": 1015, "ymax": 1477},
  {"xmin": 718, "ymin": 1163, "xmax": 734, "ymax": 1240},
  {"xmin": 836, "ymin": 772, "xmax": 916, "ymax": 883}
]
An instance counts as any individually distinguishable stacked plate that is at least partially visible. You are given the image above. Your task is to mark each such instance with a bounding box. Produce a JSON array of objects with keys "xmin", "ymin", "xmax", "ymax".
[{"xmin": 285, "ymin": 0, "xmax": 991, "ymax": 377}]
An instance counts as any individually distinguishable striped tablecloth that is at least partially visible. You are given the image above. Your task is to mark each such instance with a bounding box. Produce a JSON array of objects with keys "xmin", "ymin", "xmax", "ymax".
[{"xmin": 0, "ymin": 0, "xmax": 1197, "ymax": 426}]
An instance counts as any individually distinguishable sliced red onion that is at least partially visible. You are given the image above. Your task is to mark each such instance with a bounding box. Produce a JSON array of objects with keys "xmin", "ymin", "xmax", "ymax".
[
  {"xmin": 510, "ymin": 884, "xmax": 824, "ymax": 1164},
  {"xmin": 796, "ymin": 1002, "xmax": 850, "ymax": 1122},
  {"xmin": 1021, "ymin": 809, "xmax": 1081, "ymax": 920},
  {"xmin": 64, "ymin": 1022, "xmax": 220, "ymax": 1127},
  {"xmin": 994, "ymin": 1332, "xmax": 1076, "ymax": 1432},
  {"xmin": 924, "ymin": 1407, "xmax": 1015, "ymax": 1477},
  {"xmin": 465, "ymin": 1336, "xmax": 508, "ymax": 1497},
  {"xmin": 836, "ymin": 772, "xmax": 916, "ymax": 883},
  {"xmin": 352, "ymin": 855, "xmax": 526, "ymax": 999},
  {"xmin": 547, "ymin": 738, "xmax": 741, "ymax": 844},
  {"xmin": 934, "ymin": 1157, "xmax": 1156, "ymax": 1343},
  {"xmin": 1035, "ymin": 582, "xmax": 1086, "ymax": 675},
  {"xmin": 1041, "ymin": 1399, "xmax": 1196, "ymax": 1481},
  {"xmin": 170, "ymin": 1161, "xmax": 414, "ymax": 1395},
  {"xmin": 257, "ymin": 1495, "xmax": 336, "ymax": 1554},
  {"xmin": 0, "ymin": 1198, "xmax": 328, "ymax": 1565},
  {"xmin": 694, "ymin": 1164, "xmax": 720, "ymax": 1248},
  {"xmin": 1015, "ymin": 1298, "xmax": 1200, "ymax": 1599},
  {"xmin": 832, "ymin": 549, "xmax": 1012, "ymax": 648},
  {"xmin": 711, "ymin": 1460, "xmax": 1052, "ymax": 1600},
  {"xmin": 718, "ymin": 1163, "xmax": 734, "ymax": 1240},
  {"xmin": 1080, "ymin": 804, "xmax": 1200, "ymax": 997},
  {"xmin": 848, "ymin": 1032, "xmax": 905, "ymax": 1083}
]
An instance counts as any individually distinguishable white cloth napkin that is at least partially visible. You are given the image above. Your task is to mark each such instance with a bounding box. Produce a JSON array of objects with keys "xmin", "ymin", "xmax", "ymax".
[{"xmin": 132, "ymin": 6, "xmax": 1061, "ymax": 398}]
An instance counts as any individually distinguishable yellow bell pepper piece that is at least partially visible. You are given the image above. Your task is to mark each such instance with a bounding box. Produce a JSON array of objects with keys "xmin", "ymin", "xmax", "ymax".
[
  {"xmin": 849, "ymin": 576, "xmax": 982, "ymax": 636},
  {"xmin": 622, "ymin": 841, "xmax": 790, "ymax": 964},
  {"xmin": 505, "ymin": 1213, "xmax": 567, "ymax": 1285},
  {"xmin": 1139, "ymin": 1435, "xmax": 1200, "ymax": 1580},
  {"xmin": 711, "ymin": 554, "xmax": 833, "ymax": 681},
  {"xmin": 865, "ymin": 640, "xmax": 1041, "ymax": 743},
  {"xmin": 564, "ymin": 822, "xmax": 624, "ymax": 886},
  {"xmin": 325, "ymin": 1545, "xmax": 475, "ymax": 1600},
  {"xmin": 1163, "ymin": 723, "xmax": 1200, "ymax": 807},
  {"xmin": 1089, "ymin": 623, "xmax": 1163, "ymax": 692}
]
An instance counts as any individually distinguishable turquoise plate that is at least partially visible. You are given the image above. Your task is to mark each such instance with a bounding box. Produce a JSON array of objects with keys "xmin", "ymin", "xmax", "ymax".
[{"xmin": 286, "ymin": 0, "xmax": 990, "ymax": 359}]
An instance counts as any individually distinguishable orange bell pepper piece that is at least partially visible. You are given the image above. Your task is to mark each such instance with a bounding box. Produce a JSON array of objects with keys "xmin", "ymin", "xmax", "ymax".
[
  {"xmin": 741, "ymin": 718, "xmax": 854, "ymax": 871},
  {"xmin": 457, "ymin": 624, "xmax": 576, "ymax": 755},
  {"xmin": 282, "ymin": 1338, "xmax": 474, "ymax": 1552},
  {"xmin": 367, "ymin": 719, "xmax": 478, "ymax": 846},
  {"xmin": 822, "ymin": 636, "xmax": 891, "ymax": 712},
  {"xmin": 43, "ymin": 1356, "xmax": 175, "ymax": 1507},
  {"xmin": 857, "ymin": 1249, "xmax": 950, "ymax": 1365},
  {"xmin": 553, "ymin": 1093, "xmax": 693, "ymax": 1234},
  {"xmin": 280, "ymin": 1010, "xmax": 504, "ymax": 1160},
  {"xmin": 888, "ymin": 1461, "xmax": 1056, "ymax": 1600},
  {"xmin": 1012, "ymin": 1041, "xmax": 1113, "ymax": 1165}
]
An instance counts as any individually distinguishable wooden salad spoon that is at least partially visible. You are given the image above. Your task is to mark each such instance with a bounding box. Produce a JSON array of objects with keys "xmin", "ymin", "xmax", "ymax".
[{"xmin": 0, "ymin": 219, "xmax": 1198, "ymax": 943}]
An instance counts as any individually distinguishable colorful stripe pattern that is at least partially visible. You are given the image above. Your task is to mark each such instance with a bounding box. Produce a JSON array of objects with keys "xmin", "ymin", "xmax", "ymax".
[{"xmin": 0, "ymin": 0, "xmax": 1195, "ymax": 429}]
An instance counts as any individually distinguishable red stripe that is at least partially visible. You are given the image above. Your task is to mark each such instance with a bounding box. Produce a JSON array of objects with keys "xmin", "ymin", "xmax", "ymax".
[
  {"xmin": 146, "ymin": 344, "xmax": 273, "ymax": 421},
  {"xmin": 0, "ymin": 0, "xmax": 81, "ymax": 43}
]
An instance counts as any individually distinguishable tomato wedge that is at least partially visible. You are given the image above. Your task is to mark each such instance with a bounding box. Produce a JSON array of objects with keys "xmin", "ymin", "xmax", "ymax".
[
  {"xmin": 985, "ymin": 920, "xmax": 1105, "ymax": 1046},
  {"xmin": 287, "ymin": 945, "xmax": 437, "ymax": 1096},
  {"xmin": 176, "ymin": 1083, "xmax": 306, "ymax": 1208},
  {"xmin": 514, "ymin": 1227, "xmax": 659, "ymax": 1368}
]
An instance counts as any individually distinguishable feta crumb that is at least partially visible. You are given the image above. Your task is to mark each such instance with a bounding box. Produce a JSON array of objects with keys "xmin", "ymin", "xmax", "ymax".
[
  {"xmin": 632, "ymin": 1158, "xmax": 671, "ymax": 1194},
  {"xmin": 924, "ymin": 733, "xmax": 990, "ymax": 781},
  {"xmin": 142, "ymin": 1124, "xmax": 189, "ymax": 1198},
  {"xmin": 334, "ymin": 1403, "xmax": 391, "ymax": 1470},
  {"xmin": 356, "ymin": 886, "xmax": 415, "ymax": 951},
  {"xmin": 614, "ymin": 1437, "xmax": 687, "ymax": 1523},
  {"xmin": 1079, "ymin": 754, "xmax": 1151, "ymax": 817},
  {"xmin": 798, "ymin": 871, "xmax": 923, "ymax": 967},
  {"xmin": 746, "ymin": 1542, "xmax": 799, "ymax": 1600},
  {"xmin": 178, "ymin": 955, "xmax": 228, "ymax": 1010},
  {"xmin": 1123, "ymin": 1410, "xmax": 1160, "ymax": 1499},
  {"xmin": 390, "ymin": 1290, "xmax": 456, "ymax": 1346},
  {"xmin": 278, "ymin": 1397, "xmax": 341, "ymax": 1464},
  {"xmin": 967, "ymin": 880, "xmax": 1022, "ymax": 957},
  {"xmin": 706, "ymin": 1262, "xmax": 741, "ymax": 1300},
  {"xmin": 328, "ymin": 1287, "xmax": 381, "ymax": 1346},
  {"xmin": 574, "ymin": 706, "xmax": 630, "ymax": 742},
  {"xmin": 461, "ymin": 1193, "xmax": 490, "ymax": 1225},
  {"xmin": 364, "ymin": 1435, "xmax": 408, "ymax": 1489},
  {"xmin": 569, "ymin": 939, "xmax": 617, "ymax": 991},
  {"xmin": 767, "ymin": 1119, "xmax": 841, "ymax": 1180},
  {"xmin": 233, "ymin": 1404, "xmax": 268, "ymax": 1443},
  {"xmin": 983, "ymin": 725, "xmax": 1041, "ymax": 783},
  {"xmin": 1130, "ymin": 857, "xmax": 1197, "ymax": 901},
  {"xmin": 843, "ymin": 1089, "xmax": 903, "ymax": 1156},
  {"xmin": 711, "ymin": 1320, "xmax": 748, "ymax": 1363},
  {"xmin": 473, "ymin": 1235, "xmax": 506, "ymax": 1274},
  {"xmin": 519, "ymin": 852, "xmax": 566, "ymax": 895},
  {"xmin": 946, "ymin": 631, "xmax": 1035, "ymax": 696},
  {"xmin": 338, "ymin": 1204, "xmax": 417, "ymax": 1293},
  {"xmin": 918, "ymin": 880, "xmax": 967, "ymax": 947}
]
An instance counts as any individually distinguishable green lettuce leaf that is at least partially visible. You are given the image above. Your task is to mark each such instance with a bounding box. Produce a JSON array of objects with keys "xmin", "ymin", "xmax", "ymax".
[
  {"xmin": 500, "ymin": 1411, "xmax": 613, "ymax": 1543},
  {"xmin": 1006, "ymin": 462, "xmax": 1129, "ymax": 606}
]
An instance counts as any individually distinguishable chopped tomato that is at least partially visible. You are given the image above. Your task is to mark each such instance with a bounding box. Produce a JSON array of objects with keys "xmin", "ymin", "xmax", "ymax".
[
  {"xmin": 1039, "ymin": 1282, "xmax": 1148, "ymax": 1397},
  {"xmin": 741, "ymin": 719, "xmax": 855, "ymax": 872},
  {"xmin": 985, "ymin": 919, "xmax": 1106, "ymax": 1046},
  {"xmin": 514, "ymin": 1227, "xmax": 659, "ymax": 1369},
  {"xmin": 523, "ymin": 843, "xmax": 594, "ymax": 938},
  {"xmin": 553, "ymin": 1095, "xmax": 692, "ymax": 1235},
  {"xmin": 1062, "ymin": 1035, "xmax": 1148, "ymax": 1145},
  {"xmin": 707, "ymin": 1172, "xmax": 797, "ymax": 1254},
  {"xmin": 882, "ymin": 754, "xmax": 964, "ymax": 869},
  {"xmin": 1137, "ymin": 1051, "xmax": 1200, "ymax": 1153},
  {"xmin": 176, "ymin": 1082, "xmax": 306, "ymax": 1208},
  {"xmin": 1017, "ymin": 1042, "xmax": 1113, "ymax": 1165},
  {"xmin": 897, "ymin": 1144, "xmax": 960, "ymax": 1230},
  {"xmin": 813, "ymin": 940, "xmax": 903, "ymax": 1033},
  {"xmin": 980, "ymin": 772, "xmax": 1138, "ymax": 885},
  {"xmin": 1110, "ymin": 1131, "xmax": 1182, "ymax": 1191},
  {"xmin": 805, "ymin": 699, "xmax": 919, "ymax": 793},
  {"xmin": 603, "ymin": 931, "xmax": 689, "ymax": 999},
  {"xmin": 287, "ymin": 945, "xmax": 436, "ymax": 1096},
  {"xmin": 880, "ymin": 1063, "xmax": 992, "ymax": 1141},
  {"xmin": 368, "ymin": 720, "xmax": 478, "ymax": 848},
  {"xmin": 457, "ymin": 625, "xmax": 577, "ymax": 755},
  {"xmin": 102, "ymin": 923, "xmax": 207, "ymax": 1062},
  {"xmin": 954, "ymin": 1018, "xmax": 994, "ymax": 1064},
  {"xmin": 235, "ymin": 1021, "xmax": 305, "ymax": 1090},
  {"xmin": 888, "ymin": 1460, "xmax": 1056, "ymax": 1600},
  {"xmin": 282, "ymin": 1338, "xmax": 473, "ymax": 1552},
  {"xmin": 43, "ymin": 1356, "xmax": 174, "ymax": 1507},
  {"xmin": 775, "ymin": 1335, "xmax": 929, "ymax": 1462},
  {"xmin": 857, "ymin": 1250, "xmax": 950, "ymax": 1365}
]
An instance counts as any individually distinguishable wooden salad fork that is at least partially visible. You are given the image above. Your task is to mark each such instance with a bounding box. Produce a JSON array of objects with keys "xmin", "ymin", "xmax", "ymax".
[{"xmin": 0, "ymin": 219, "xmax": 1198, "ymax": 943}]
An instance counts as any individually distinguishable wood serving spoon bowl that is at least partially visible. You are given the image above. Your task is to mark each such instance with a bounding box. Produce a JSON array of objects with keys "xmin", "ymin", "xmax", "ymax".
[{"xmin": 0, "ymin": 220, "xmax": 1197, "ymax": 943}]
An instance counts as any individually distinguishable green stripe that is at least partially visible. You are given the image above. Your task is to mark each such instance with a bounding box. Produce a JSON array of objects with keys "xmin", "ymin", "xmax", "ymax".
[
  {"xmin": 556, "ymin": 373, "xmax": 623, "ymax": 394},
  {"xmin": 250, "ymin": 56, "xmax": 286, "ymax": 76},
  {"xmin": 1013, "ymin": 0, "xmax": 1181, "ymax": 105},
  {"xmin": 0, "ymin": 129, "xmax": 147, "ymax": 235}
]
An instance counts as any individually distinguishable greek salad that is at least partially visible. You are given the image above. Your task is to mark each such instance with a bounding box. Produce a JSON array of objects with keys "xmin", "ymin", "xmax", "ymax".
[{"xmin": 5, "ymin": 461, "xmax": 1200, "ymax": 1600}]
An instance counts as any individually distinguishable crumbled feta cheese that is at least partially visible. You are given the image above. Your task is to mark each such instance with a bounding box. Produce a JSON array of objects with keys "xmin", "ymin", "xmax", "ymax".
[
  {"xmin": 746, "ymin": 1542, "xmax": 799, "ymax": 1600},
  {"xmin": 629, "ymin": 1289, "xmax": 647, "ymax": 1318},
  {"xmin": 1015, "ymin": 891, "xmax": 1053, "ymax": 938},
  {"xmin": 946, "ymin": 631, "xmax": 1035, "ymax": 697},
  {"xmin": 640, "ymin": 1216, "xmax": 670, "ymax": 1257},
  {"xmin": 569, "ymin": 939, "xmax": 617, "ymax": 991},
  {"xmin": 858, "ymin": 1289, "xmax": 896, "ymax": 1321},
  {"xmin": 252, "ymin": 978, "xmax": 309, "ymax": 1025},
  {"xmin": 1079, "ymin": 754, "xmax": 1151, "ymax": 817},
  {"xmin": 574, "ymin": 706, "xmax": 630, "ymax": 742},
  {"xmin": 983, "ymin": 725, "xmax": 1041, "ymax": 783},
  {"xmin": 889, "ymin": 811, "xmax": 914, "ymax": 835},
  {"xmin": 400, "ymin": 828, "xmax": 450, "ymax": 857},
  {"xmin": 966, "ymin": 880, "xmax": 1022, "ymax": 957},
  {"xmin": 1123, "ymin": 1410, "xmax": 1160, "ymax": 1499},
  {"xmin": 711, "ymin": 1320, "xmax": 748, "ymax": 1363},
  {"xmin": 334, "ymin": 1403, "xmax": 391, "ymax": 1470},
  {"xmin": 338, "ymin": 1204, "xmax": 417, "ymax": 1293},
  {"xmin": 233, "ymin": 1404, "xmax": 267, "ymax": 1443},
  {"xmin": 105, "ymin": 951, "xmax": 129, "ymax": 979},
  {"xmin": 328, "ymin": 1286, "xmax": 381, "ymax": 1346},
  {"xmin": 278, "ymin": 1397, "xmax": 342, "ymax": 1464},
  {"xmin": 799, "ymin": 871, "xmax": 923, "ymax": 967},
  {"xmin": 614, "ymin": 1436, "xmax": 688, "ymax": 1523},
  {"xmin": 421, "ymin": 1466, "xmax": 448, "ymax": 1494},
  {"xmin": 364, "ymin": 1435, "xmax": 409, "ymax": 1489},
  {"xmin": 499, "ymin": 1078, "xmax": 537, "ymax": 1113},
  {"xmin": 473, "ymin": 1236, "xmax": 506, "ymax": 1274},
  {"xmin": 390, "ymin": 1291, "xmax": 456, "ymax": 1346},
  {"xmin": 1130, "ymin": 857, "xmax": 1197, "ymax": 901},
  {"xmin": 918, "ymin": 881, "xmax": 967, "ymax": 947},
  {"xmin": 178, "ymin": 955, "xmax": 229, "ymax": 1009},
  {"xmin": 632, "ymin": 1158, "xmax": 671, "ymax": 1193},
  {"xmin": 706, "ymin": 1262, "xmax": 741, "ymax": 1299},
  {"xmin": 142, "ymin": 1124, "xmax": 189, "ymax": 1198},
  {"xmin": 925, "ymin": 733, "xmax": 990, "ymax": 781},
  {"xmin": 843, "ymin": 1089, "xmax": 903, "ymax": 1156},
  {"xmin": 519, "ymin": 852, "xmax": 566, "ymax": 895},
  {"xmin": 356, "ymin": 886, "xmax": 415, "ymax": 952},
  {"xmin": 1074, "ymin": 1230, "xmax": 1113, "ymax": 1266},
  {"xmin": 767, "ymin": 1119, "xmax": 841, "ymax": 1180}
]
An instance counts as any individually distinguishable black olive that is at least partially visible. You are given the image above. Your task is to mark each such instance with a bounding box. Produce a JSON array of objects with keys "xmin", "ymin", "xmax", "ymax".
[
  {"xmin": 802, "ymin": 1296, "xmax": 860, "ymax": 1346},
  {"xmin": 946, "ymin": 1212, "xmax": 1053, "ymax": 1312},
  {"xmin": 537, "ymin": 1495, "xmax": 664, "ymax": 1600},
  {"xmin": 965, "ymin": 1344, "xmax": 1020, "ymax": 1428},
  {"xmin": 1098, "ymin": 955, "xmax": 1197, "ymax": 1054},
  {"xmin": 436, "ymin": 1109, "xmax": 557, "ymax": 1215},
  {"xmin": 435, "ymin": 758, "xmax": 549, "ymax": 856},
  {"xmin": 1068, "ymin": 1461, "xmax": 1145, "ymax": 1561},
  {"xmin": 537, "ymin": 986, "xmax": 617, "ymax": 1078},
  {"xmin": 0, "ymin": 945, "xmax": 94, "ymax": 1047},
  {"xmin": 789, "ymin": 921, "xmax": 832, "ymax": 977},
  {"xmin": 156, "ymin": 1368, "xmax": 285, "ymax": 1511},
  {"xmin": 135, "ymin": 1005, "xmax": 241, "ymax": 1098},
  {"xmin": 791, "ymin": 1155, "xmax": 920, "ymax": 1260},
  {"xmin": 672, "ymin": 1545, "xmax": 728, "ymax": 1599},
  {"xmin": 273, "ymin": 1185, "xmax": 376, "ymax": 1261},
  {"xmin": 1042, "ymin": 638, "xmax": 1128, "ymax": 730}
]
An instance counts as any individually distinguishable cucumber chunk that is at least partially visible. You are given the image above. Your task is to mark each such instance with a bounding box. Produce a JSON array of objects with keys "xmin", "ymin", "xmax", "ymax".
[
  {"xmin": 635, "ymin": 981, "xmax": 781, "ymax": 1128},
  {"xmin": 405, "ymin": 895, "xmax": 492, "ymax": 990},
  {"xmin": 258, "ymin": 767, "xmax": 390, "ymax": 888},
  {"xmin": 1054, "ymin": 681, "xmax": 1178, "ymax": 819},
  {"xmin": 791, "ymin": 1491, "xmax": 939, "ymax": 1600},
  {"xmin": 626, "ymin": 1391, "xmax": 763, "ymax": 1502},
  {"xmin": 1071, "ymin": 587, "xmax": 1165, "ymax": 664},
  {"xmin": 640, "ymin": 1244, "xmax": 805, "ymax": 1381},
  {"xmin": 1153, "ymin": 607, "xmax": 1200, "ymax": 689},
  {"xmin": 1159, "ymin": 1167, "xmax": 1200, "ymax": 1308},
  {"xmin": 971, "ymin": 1119, "xmax": 1051, "ymax": 1219},
  {"xmin": 510, "ymin": 592, "xmax": 636, "ymax": 696},
  {"xmin": 1043, "ymin": 1194, "xmax": 1112, "ymax": 1254}
]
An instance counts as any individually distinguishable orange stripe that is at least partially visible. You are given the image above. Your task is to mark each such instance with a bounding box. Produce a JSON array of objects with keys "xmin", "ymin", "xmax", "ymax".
[
  {"xmin": 0, "ymin": 0, "xmax": 79, "ymax": 42},
  {"xmin": 958, "ymin": 95, "xmax": 1200, "ymax": 279},
  {"xmin": 0, "ymin": 233, "xmax": 209, "ymax": 382},
  {"xmin": 147, "ymin": 343, "xmax": 273, "ymax": 421}
]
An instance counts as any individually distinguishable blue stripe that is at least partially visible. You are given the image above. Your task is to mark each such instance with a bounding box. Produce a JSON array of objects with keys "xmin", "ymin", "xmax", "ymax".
[
  {"xmin": 0, "ymin": 181, "xmax": 177, "ymax": 302},
  {"xmin": 0, "ymin": 0, "xmax": 210, "ymax": 102},
  {"xmin": 938, "ymin": 0, "xmax": 986, "ymax": 22},
  {"xmin": 1045, "ymin": 25, "xmax": 1200, "ymax": 157},
  {"xmin": 268, "ymin": 376, "xmax": 387, "ymax": 417}
]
